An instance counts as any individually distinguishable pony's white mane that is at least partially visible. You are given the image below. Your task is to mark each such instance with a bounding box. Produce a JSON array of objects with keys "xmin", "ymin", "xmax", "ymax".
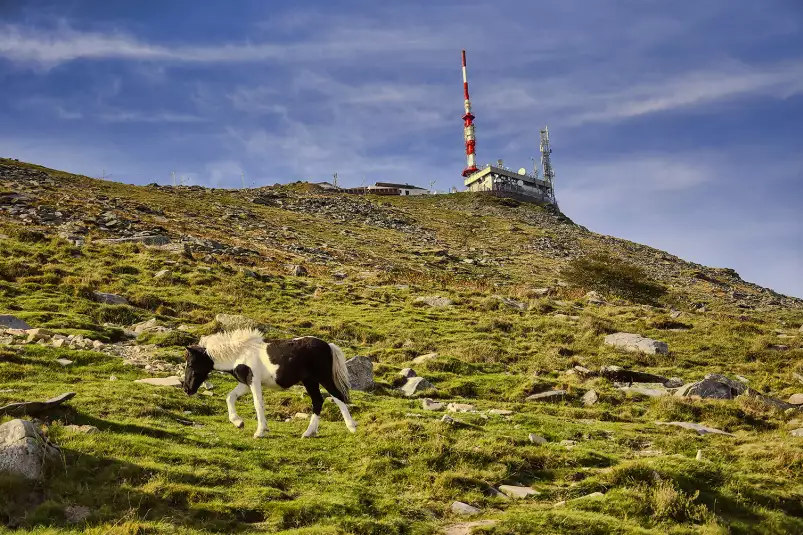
[{"xmin": 199, "ymin": 328, "xmax": 264, "ymax": 364}]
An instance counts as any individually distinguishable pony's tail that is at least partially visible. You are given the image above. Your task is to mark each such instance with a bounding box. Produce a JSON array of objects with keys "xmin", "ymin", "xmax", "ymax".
[{"xmin": 328, "ymin": 343, "xmax": 351, "ymax": 403}]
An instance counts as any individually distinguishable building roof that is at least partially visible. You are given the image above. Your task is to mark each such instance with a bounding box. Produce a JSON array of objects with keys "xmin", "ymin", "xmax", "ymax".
[{"xmin": 373, "ymin": 182, "xmax": 427, "ymax": 190}]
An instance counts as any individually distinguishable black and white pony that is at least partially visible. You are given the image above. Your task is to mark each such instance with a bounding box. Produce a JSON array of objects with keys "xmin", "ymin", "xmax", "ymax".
[{"xmin": 182, "ymin": 328, "xmax": 356, "ymax": 438}]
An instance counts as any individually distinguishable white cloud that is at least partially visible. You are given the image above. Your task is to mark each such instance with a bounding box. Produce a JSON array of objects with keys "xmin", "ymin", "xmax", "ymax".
[{"xmin": 98, "ymin": 110, "xmax": 207, "ymax": 123}]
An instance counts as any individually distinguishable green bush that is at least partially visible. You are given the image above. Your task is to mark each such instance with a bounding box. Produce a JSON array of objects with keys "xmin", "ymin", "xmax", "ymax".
[{"xmin": 561, "ymin": 253, "xmax": 667, "ymax": 305}]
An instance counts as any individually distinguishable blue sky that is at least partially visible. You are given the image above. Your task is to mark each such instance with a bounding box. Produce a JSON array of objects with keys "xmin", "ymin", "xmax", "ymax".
[{"xmin": 1, "ymin": 1, "xmax": 801, "ymax": 297}]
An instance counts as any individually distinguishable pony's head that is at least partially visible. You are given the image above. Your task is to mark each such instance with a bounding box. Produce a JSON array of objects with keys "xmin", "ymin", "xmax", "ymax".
[{"xmin": 183, "ymin": 345, "xmax": 214, "ymax": 395}]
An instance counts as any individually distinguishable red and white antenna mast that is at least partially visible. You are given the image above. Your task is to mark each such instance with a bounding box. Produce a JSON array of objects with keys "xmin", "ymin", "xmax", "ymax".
[{"xmin": 461, "ymin": 50, "xmax": 478, "ymax": 178}]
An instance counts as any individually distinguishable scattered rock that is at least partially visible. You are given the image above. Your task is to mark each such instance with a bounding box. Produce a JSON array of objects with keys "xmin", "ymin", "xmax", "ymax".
[
  {"xmin": 494, "ymin": 295, "xmax": 527, "ymax": 310},
  {"xmin": 64, "ymin": 425, "xmax": 99, "ymax": 434},
  {"xmin": 447, "ymin": 403, "xmax": 476, "ymax": 413},
  {"xmin": 582, "ymin": 390, "xmax": 598, "ymax": 406},
  {"xmin": 130, "ymin": 318, "xmax": 169, "ymax": 335},
  {"xmin": 488, "ymin": 409, "xmax": 513, "ymax": 416},
  {"xmin": 525, "ymin": 390, "xmax": 566, "ymax": 402},
  {"xmin": 399, "ymin": 368, "xmax": 417, "ymax": 379},
  {"xmin": 294, "ymin": 413, "xmax": 309, "ymax": 420},
  {"xmin": 790, "ymin": 428, "xmax": 803, "ymax": 437},
  {"xmin": 696, "ymin": 449, "xmax": 703, "ymax": 461},
  {"xmin": 0, "ymin": 419, "xmax": 60, "ymax": 480},
  {"xmin": 584, "ymin": 291, "xmax": 605, "ymax": 305},
  {"xmin": 422, "ymin": 398, "xmax": 445, "ymax": 411},
  {"xmin": 656, "ymin": 421, "xmax": 734, "ymax": 436},
  {"xmin": 134, "ymin": 376, "xmax": 183, "ymax": 388},
  {"xmin": 289, "ymin": 264, "xmax": 307, "ymax": 276},
  {"xmin": 0, "ymin": 392, "xmax": 76, "ymax": 417},
  {"xmin": 153, "ymin": 269, "xmax": 172, "ymax": 280},
  {"xmin": 0, "ymin": 315, "xmax": 31, "ymax": 330},
  {"xmin": 788, "ymin": 394, "xmax": 803, "ymax": 405},
  {"xmin": 64, "ymin": 505, "xmax": 91, "ymax": 524},
  {"xmin": 56, "ymin": 358, "xmax": 73, "ymax": 367},
  {"xmin": 560, "ymin": 440, "xmax": 578, "ymax": 448},
  {"xmin": 604, "ymin": 333, "xmax": 668, "ymax": 355},
  {"xmin": 52, "ymin": 338, "xmax": 66, "ymax": 348},
  {"xmin": 414, "ymin": 296, "xmax": 454, "ymax": 308},
  {"xmin": 346, "ymin": 356, "xmax": 375, "ymax": 391},
  {"xmin": 675, "ymin": 374, "xmax": 748, "ymax": 400},
  {"xmin": 93, "ymin": 292, "xmax": 128, "ymax": 305},
  {"xmin": 530, "ymin": 288, "xmax": 551, "ymax": 297},
  {"xmin": 499, "ymin": 484, "xmax": 539, "ymax": 498},
  {"xmin": 26, "ymin": 328, "xmax": 53, "ymax": 342},
  {"xmin": 413, "ymin": 352, "xmax": 438, "ymax": 364},
  {"xmin": 450, "ymin": 502, "xmax": 481, "ymax": 516},
  {"xmin": 528, "ymin": 433, "xmax": 548, "ymax": 444},
  {"xmin": 620, "ymin": 386, "xmax": 668, "ymax": 398},
  {"xmin": 401, "ymin": 377, "xmax": 435, "ymax": 397}
]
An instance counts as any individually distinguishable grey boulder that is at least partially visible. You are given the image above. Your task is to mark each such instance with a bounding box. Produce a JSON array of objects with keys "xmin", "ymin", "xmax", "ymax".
[
  {"xmin": 0, "ymin": 419, "xmax": 60, "ymax": 480},
  {"xmin": 346, "ymin": 356, "xmax": 375, "ymax": 391},
  {"xmin": 604, "ymin": 333, "xmax": 668, "ymax": 355}
]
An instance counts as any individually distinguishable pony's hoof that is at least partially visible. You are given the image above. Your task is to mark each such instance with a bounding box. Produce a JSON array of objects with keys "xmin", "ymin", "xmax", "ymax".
[
  {"xmin": 302, "ymin": 431, "xmax": 318, "ymax": 438},
  {"xmin": 253, "ymin": 431, "xmax": 267, "ymax": 439},
  {"xmin": 231, "ymin": 418, "xmax": 244, "ymax": 429},
  {"xmin": 347, "ymin": 423, "xmax": 357, "ymax": 433}
]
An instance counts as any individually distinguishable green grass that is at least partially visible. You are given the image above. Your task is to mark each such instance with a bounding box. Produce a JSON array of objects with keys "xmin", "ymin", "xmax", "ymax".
[{"xmin": 0, "ymin": 159, "xmax": 802, "ymax": 533}]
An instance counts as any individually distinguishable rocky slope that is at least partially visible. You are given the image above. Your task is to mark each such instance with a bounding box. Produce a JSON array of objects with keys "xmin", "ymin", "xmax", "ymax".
[{"xmin": 1, "ymin": 158, "xmax": 802, "ymax": 534}]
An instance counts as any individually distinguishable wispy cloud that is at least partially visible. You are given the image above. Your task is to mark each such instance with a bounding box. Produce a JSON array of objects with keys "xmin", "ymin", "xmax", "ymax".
[
  {"xmin": 0, "ymin": 21, "xmax": 457, "ymax": 68},
  {"xmin": 98, "ymin": 110, "xmax": 207, "ymax": 123}
]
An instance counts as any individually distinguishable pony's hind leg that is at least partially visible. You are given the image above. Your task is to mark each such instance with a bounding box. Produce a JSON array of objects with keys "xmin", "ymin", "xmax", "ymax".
[
  {"xmin": 320, "ymin": 378, "xmax": 357, "ymax": 433},
  {"xmin": 226, "ymin": 383, "xmax": 249, "ymax": 429},
  {"xmin": 301, "ymin": 379, "xmax": 323, "ymax": 438}
]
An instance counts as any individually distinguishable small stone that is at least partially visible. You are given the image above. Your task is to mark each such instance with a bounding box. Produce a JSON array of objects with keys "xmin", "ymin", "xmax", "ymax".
[
  {"xmin": 93, "ymin": 292, "xmax": 129, "ymax": 305},
  {"xmin": 790, "ymin": 428, "xmax": 803, "ymax": 437},
  {"xmin": 787, "ymin": 394, "xmax": 803, "ymax": 405},
  {"xmin": 450, "ymin": 501, "xmax": 481, "ymax": 516},
  {"xmin": 399, "ymin": 368, "xmax": 417, "ymax": 379},
  {"xmin": 401, "ymin": 377, "xmax": 435, "ymax": 397},
  {"xmin": 289, "ymin": 264, "xmax": 307, "ymax": 276},
  {"xmin": 64, "ymin": 505, "xmax": 91, "ymax": 524},
  {"xmin": 202, "ymin": 381, "xmax": 213, "ymax": 390},
  {"xmin": 499, "ymin": 484, "xmax": 539, "ymax": 498},
  {"xmin": 64, "ymin": 425, "xmax": 99, "ymax": 434},
  {"xmin": 56, "ymin": 358, "xmax": 73, "ymax": 367},
  {"xmin": 294, "ymin": 413, "xmax": 309, "ymax": 420},
  {"xmin": 52, "ymin": 338, "xmax": 66, "ymax": 348},
  {"xmin": 422, "ymin": 398, "xmax": 445, "ymax": 411},
  {"xmin": 109, "ymin": 376, "xmax": 117, "ymax": 381},
  {"xmin": 134, "ymin": 376, "xmax": 183, "ymax": 388},
  {"xmin": 619, "ymin": 386, "xmax": 668, "ymax": 398},
  {"xmin": 573, "ymin": 365, "xmax": 594, "ymax": 377},
  {"xmin": 201, "ymin": 391, "xmax": 214, "ymax": 397},
  {"xmin": 528, "ymin": 433, "xmax": 547, "ymax": 444},
  {"xmin": 695, "ymin": 449, "xmax": 703, "ymax": 461},
  {"xmin": 656, "ymin": 421, "xmax": 734, "ymax": 436},
  {"xmin": 154, "ymin": 269, "xmax": 172, "ymax": 280},
  {"xmin": 582, "ymin": 389, "xmax": 598, "ymax": 406},
  {"xmin": 560, "ymin": 440, "xmax": 578, "ymax": 448},
  {"xmin": 488, "ymin": 409, "xmax": 513, "ymax": 416},
  {"xmin": 413, "ymin": 352, "xmax": 438, "ymax": 364},
  {"xmin": 525, "ymin": 390, "xmax": 566, "ymax": 402},
  {"xmin": 414, "ymin": 296, "xmax": 454, "ymax": 308},
  {"xmin": 92, "ymin": 340, "xmax": 104, "ymax": 350},
  {"xmin": 447, "ymin": 403, "xmax": 476, "ymax": 413},
  {"xmin": 26, "ymin": 328, "xmax": 53, "ymax": 343}
]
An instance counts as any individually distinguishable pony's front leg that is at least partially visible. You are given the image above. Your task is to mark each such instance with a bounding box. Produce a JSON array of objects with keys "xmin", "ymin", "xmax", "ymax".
[
  {"xmin": 249, "ymin": 381, "xmax": 268, "ymax": 438},
  {"xmin": 226, "ymin": 383, "xmax": 249, "ymax": 429}
]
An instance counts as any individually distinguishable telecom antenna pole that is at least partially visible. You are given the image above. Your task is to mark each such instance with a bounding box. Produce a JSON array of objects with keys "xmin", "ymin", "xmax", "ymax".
[
  {"xmin": 333, "ymin": 172, "xmax": 338, "ymax": 189},
  {"xmin": 539, "ymin": 126, "xmax": 557, "ymax": 206},
  {"xmin": 461, "ymin": 50, "xmax": 478, "ymax": 178},
  {"xmin": 241, "ymin": 171, "xmax": 245, "ymax": 190}
]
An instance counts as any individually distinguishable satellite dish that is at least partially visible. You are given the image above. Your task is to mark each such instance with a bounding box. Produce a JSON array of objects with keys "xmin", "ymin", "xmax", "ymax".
[
  {"xmin": 518, "ymin": 167, "xmax": 526, "ymax": 175},
  {"xmin": 517, "ymin": 180, "xmax": 524, "ymax": 186}
]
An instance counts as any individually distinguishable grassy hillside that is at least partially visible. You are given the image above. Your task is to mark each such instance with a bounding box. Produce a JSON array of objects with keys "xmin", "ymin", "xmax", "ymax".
[{"xmin": 0, "ymin": 158, "xmax": 802, "ymax": 534}]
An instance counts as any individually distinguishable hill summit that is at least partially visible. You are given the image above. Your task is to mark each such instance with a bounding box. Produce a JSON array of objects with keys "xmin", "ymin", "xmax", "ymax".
[{"xmin": 0, "ymin": 158, "xmax": 802, "ymax": 534}]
